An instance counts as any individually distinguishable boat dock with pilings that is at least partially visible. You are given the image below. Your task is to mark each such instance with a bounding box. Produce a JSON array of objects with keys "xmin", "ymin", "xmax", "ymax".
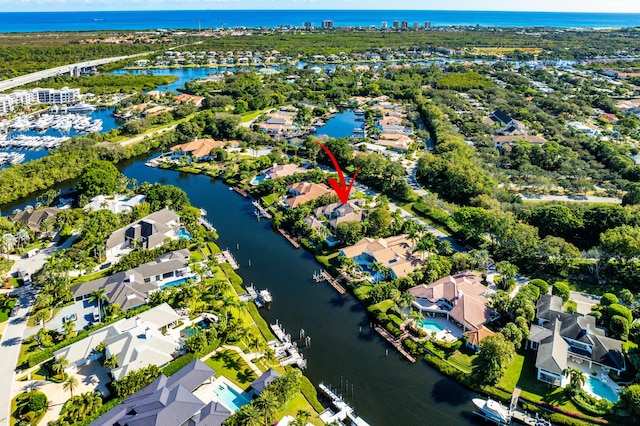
[
  {"xmin": 318, "ymin": 383, "xmax": 371, "ymax": 426},
  {"xmin": 473, "ymin": 388, "xmax": 551, "ymax": 426}
]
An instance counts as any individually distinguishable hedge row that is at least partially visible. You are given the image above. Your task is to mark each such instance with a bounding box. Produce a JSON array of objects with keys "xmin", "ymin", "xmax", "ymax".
[
  {"xmin": 220, "ymin": 262, "xmax": 245, "ymax": 295},
  {"xmin": 299, "ymin": 374, "xmax": 324, "ymax": 413},
  {"xmin": 162, "ymin": 353, "xmax": 196, "ymax": 377}
]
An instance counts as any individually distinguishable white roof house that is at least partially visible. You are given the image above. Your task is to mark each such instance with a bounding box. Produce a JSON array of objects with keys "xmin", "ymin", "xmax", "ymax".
[{"xmin": 84, "ymin": 194, "xmax": 146, "ymax": 215}]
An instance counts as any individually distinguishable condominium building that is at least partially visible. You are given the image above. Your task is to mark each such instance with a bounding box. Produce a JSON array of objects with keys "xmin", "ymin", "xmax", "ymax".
[{"xmin": 321, "ymin": 20, "xmax": 334, "ymax": 29}]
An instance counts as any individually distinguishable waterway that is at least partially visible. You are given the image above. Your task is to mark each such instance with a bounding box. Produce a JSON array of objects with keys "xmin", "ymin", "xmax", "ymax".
[
  {"xmin": 117, "ymin": 159, "xmax": 478, "ymax": 426},
  {"xmin": 314, "ymin": 109, "xmax": 360, "ymax": 139}
]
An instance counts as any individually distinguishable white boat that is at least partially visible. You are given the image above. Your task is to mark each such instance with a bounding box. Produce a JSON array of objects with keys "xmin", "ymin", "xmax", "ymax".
[
  {"xmin": 472, "ymin": 398, "xmax": 510, "ymax": 425},
  {"xmin": 258, "ymin": 289, "xmax": 272, "ymax": 303},
  {"xmin": 67, "ymin": 102, "xmax": 96, "ymax": 113}
]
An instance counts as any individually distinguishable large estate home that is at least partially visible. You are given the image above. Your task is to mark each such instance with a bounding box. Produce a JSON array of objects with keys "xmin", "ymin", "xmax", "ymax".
[
  {"xmin": 54, "ymin": 303, "xmax": 181, "ymax": 378},
  {"xmin": 284, "ymin": 181, "xmax": 331, "ymax": 209},
  {"xmin": 84, "ymin": 194, "xmax": 146, "ymax": 215},
  {"xmin": 11, "ymin": 207, "xmax": 60, "ymax": 233},
  {"xmin": 314, "ymin": 198, "xmax": 365, "ymax": 230},
  {"xmin": 527, "ymin": 294, "xmax": 626, "ymax": 387},
  {"xmin": 340, "ymin": 234, "xmax": 424, "ymax": 280},
  {"xmin": 71, "ymin": 249, "xmax": 193, "ymax": 310},
  {"xmin": 408, "ymin": 272, "xmax": 497, "ymax": 334},
  {"xmin": 170, "ymin": 137, "xmax": 240, "ymax": 162},
  {"xmin": 106, "ymin": 208, "xmax": 181, "ymax": 260},
  {"xmin": 251, "ymin": 163, "xmax": 305, "ymax": 185},
  {"xmin": 91, "ymin": 360, "xmax": 228, "ymax": 426}
]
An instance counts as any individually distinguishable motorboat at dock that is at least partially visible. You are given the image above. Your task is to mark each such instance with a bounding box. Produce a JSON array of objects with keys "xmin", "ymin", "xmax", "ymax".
[{"xmin": 472, "ymin": 398, "xmax": 510, "ymax": 425}]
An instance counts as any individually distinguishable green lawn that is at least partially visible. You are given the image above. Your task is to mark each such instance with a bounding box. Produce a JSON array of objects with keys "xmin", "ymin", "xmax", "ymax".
[
  {"xmin": 498, "ymin": 353, "xmax": 582, "ymax": 413},
  {"xmin": 205, "ymin": 350, "xmax": 259, "ymax": 390},
  {"xmin": 261, "ymin": 193, "xmax": 280, "ymax": 207},
  {"xmin": 276, "ymin": 393, "xmax": 324, "ymax": 426},
  {"xmin": 448, "ymin": 349, "xmax": 477, "ymax": 374},
  {"xmin": 240, "ymin": 109, "xmax": 267, "ymax": 123}
]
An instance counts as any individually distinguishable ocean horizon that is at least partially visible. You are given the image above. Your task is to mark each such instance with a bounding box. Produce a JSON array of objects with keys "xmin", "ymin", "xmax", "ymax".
[{"xmin": 1, "ymin": 10, "xmax": 640, "ymax": 33}]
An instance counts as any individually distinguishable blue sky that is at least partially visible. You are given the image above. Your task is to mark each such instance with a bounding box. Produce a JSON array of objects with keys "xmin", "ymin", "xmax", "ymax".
[{"xmin": 1, "ymin": 0, "xmax": 639, "ymax": 13}]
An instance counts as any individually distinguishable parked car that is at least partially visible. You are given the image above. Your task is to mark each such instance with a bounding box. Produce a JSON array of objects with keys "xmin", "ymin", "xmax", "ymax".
[{"xmin": 63, "ymin": 313, "xmax": 77, "ymax": 323}]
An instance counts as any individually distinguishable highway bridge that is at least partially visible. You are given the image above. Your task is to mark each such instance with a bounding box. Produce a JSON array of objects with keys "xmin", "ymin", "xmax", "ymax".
[{"xmin": 0, "ymin": 52, "xmax": 150, "ymax": 93}]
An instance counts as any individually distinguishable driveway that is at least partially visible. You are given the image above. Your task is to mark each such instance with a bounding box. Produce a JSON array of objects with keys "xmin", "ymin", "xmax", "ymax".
[
  {"xmin": 11, "ymin": 362, "xmax": 111, "ymax": 425},
  {"xmin": 24, "ymin": 299, "xmax": 98, "ymax": 338},
  {"xmin": 570, "ymin": 290, "xmax": 601, "ymax": 315},
  {"xmin": 9, "ymin": 234, "xmax": 79, "ymax": 280}
]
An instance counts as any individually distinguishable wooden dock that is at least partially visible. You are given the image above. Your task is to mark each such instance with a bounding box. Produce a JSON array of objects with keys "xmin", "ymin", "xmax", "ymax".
[
  {"xmin": 215, "ymin": 250, "xmax": 239, "ymax": 269},
  {"xmin": 321, "ymin": 270, "xmax": 346, "ymax": 295},
  {"xmin": 252, "ymin": 200, "xmax": 273, "ymax": 220},
  {"xmin": 373, "ymin": 324, "xmax": 416, "ymax": 363},
  {"xmin": 230, "ymin": 186, "xmax": 249, "ymax": 198},
  {"xmin": 277, "ymin": 228, "xmax": 300, "ymax": 248}
]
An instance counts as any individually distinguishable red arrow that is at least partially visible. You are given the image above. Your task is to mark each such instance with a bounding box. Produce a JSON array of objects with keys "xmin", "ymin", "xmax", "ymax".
[{"xmin": 316, "ymin": 141, "xmax": 361, "ymax": 204}]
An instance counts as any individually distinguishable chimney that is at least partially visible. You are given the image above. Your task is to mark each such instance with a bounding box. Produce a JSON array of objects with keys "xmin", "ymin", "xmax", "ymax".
[
  {"xmin": 135, "ymin": 316, "xmax": 141, "ymax": 328},
  {"xmin": 145, "ymin": 327, "xmax": 151, "ymax": 339},
  {"xmin": 129, "ymin": 274, "xmax": 135, "ymax": 283}
]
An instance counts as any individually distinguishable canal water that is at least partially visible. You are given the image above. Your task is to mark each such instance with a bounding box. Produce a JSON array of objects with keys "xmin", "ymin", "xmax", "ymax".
[
  {"xmin": 119, "ymin": 159, "xmax": 478, "ymax": 426},
  {"xmin": 314, "ymin": 109, "xmax": 360, "ymax": 139}
]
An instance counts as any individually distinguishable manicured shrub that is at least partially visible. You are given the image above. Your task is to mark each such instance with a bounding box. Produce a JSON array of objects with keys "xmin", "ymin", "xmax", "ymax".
[
  {"xmin": 610, "ymin": 315, "xmax": 629, "ymax": 341},
  {"xmin": 27, "ymin": 391, "xmax": 47, "ymax": 412},
  {"xmin": 607, "ymin": 303, "xmax": 633, "ymax": 324},
  {"xmin": 552, "ymin": 281, "xmax": 571, "ymax": 302},
  {"xmin": 528, "ymin": 278, "xmax": 549, "ymax": 295},
  {"xmin": 600, "ymin": 293, "xmax": 619, "ymax": 306}
]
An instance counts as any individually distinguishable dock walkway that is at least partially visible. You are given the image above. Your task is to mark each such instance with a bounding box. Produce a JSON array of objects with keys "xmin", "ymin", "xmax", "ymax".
[
  {"xmin": 252, "ymin": 200, "xmax": 273, "ymax": 220},
  {"xmin": 321, "ymin": 270, "xmax": 346, "ymax": 295},
  {"xmin": 277, "ymin": 228, "xmax": 300, "ymax": 248},
  {"xmin": 215, "ymin": 250, "xmax": 239, "ymax": 269},
  {"xmin": 318, "ymin": 383, "xmax": 370, "ymax": 426},
  {"xmin": 373, "ymin": 324, "xmax": 416, "ymax": 363},
  {"xmin": 269, "ymin": 322, "xmax": 307, "ymax": 369},
  {"xmin": 197, "ymin": 217, "xmax": 216, "ymax": 231}
]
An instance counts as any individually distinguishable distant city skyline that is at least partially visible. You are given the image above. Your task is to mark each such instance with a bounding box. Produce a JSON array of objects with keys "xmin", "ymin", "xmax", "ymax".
[{"xmin": 1, "ymin": 1, "xmax": 639, "ymax": 13}]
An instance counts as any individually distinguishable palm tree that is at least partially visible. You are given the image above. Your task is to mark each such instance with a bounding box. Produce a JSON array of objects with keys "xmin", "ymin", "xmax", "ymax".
[
  {"xmin": 370, "ymin": 260, "xmax": 384, "ymax": 284},
  {"xmin": 236, "ymin": 404, "xmax": 262, "ymax": 426},
  {"xmin": 1, "ymin": 233, "xmax": 16, "ymax": 259},
  {"xmin": 564, "ymin": 368, "xmax": 585, "ymax": 396},
  {"xmin": 247, "ymin": 333, "xmax": 263, "ymax": 354},
  {"xmin": 296, "ymin": 409, "xmax": 312, "ymax": 425},
  {"xmin": 415, "ymin": 233, "xmax": 437, "ymax": 261},
  {"xmin": 253, "ymin": 389, "xmax": 279, "ymax": 425},
  {"xmin": 104, "ymin": 354, "xmax": 119, "ymax": 370},
  {"xmin": 33, "ymin": 309, "xmax": 49, "ymax": 328},
  {"xmin": 15, "ymin": 229, "xmax": 30, "ymax": 254},
  {"xmin": 63, "ymin": 320, "xmax": 76, "ymax": 338},
  {"xmin": 90, "ymin": 289, "xmax": 109, "ymax": 323},
  {"xmin": 52, "ymin": 356, "xmax": 70, "ymax": 377},
  {"xmin": 262, "ymin": 348, "xmax": 278, "ymax": 367},
  {"xmin": 63, "ymin": 375, "xmax": 79, "ymax": 398}
]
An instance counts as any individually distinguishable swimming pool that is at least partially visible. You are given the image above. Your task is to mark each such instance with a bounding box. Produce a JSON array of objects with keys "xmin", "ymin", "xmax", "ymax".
[
  {"xmin": 214, "ymin": 381, "xmax": 252, "ymax": 412},
  {"xmin": 583, "ymin": 376, "xmax": 619, "ymax": 403},
  {"xmin": 181, "ymin": 319, "xmax": 212, "ymax": 338},
  {"xmin": 161, "ymin": 277, "xmax": 189, "ymax": 288},
  {"xmin": 178, "ymin": 227, "xmax": 192, "ymax": 239},
  {"xmin": 418, "ymin": 319, "xmax": 446, "ymax": 333}
]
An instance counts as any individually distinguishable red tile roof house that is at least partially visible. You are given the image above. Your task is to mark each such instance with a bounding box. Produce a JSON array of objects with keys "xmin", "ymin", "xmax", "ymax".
[
  {"xmin": 408, "ymin": 272, "xmax": 497, "ymax": 347},
  {"xmin": 283, "ymin": 182, "xmax": 332, "ymax": 209},
  {"xmin": 170, "ymin": 138, "xmax": 240, "ymax": 162},
  {"xmin": 250, "ymin": 163, "xmax": 306, "ymax": 185}
]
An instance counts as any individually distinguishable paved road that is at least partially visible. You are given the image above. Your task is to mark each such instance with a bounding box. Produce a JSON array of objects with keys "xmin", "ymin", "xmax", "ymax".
[
  {"xmin": 0, "ymin": 234, "xmax": 78, "ymax": 425},
  {"xmin": 0, "ymin": 285, "xmax": 37, "ymax": 425},
  {"xmin": 119, "ymin": 124, "xmax": 177, "ymax": 147},
  {"xmin": 0, "ymin": 53, "xmax": 151, "ymax": 93}
]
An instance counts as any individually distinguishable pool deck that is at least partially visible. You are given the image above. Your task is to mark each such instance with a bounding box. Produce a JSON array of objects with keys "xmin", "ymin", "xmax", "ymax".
[
  {"xmin": 566, "ymin": 359, "xmax": 621, "ymax": 401},
  {"xmin": 193, "ymin": 376, "xmax": 252, "ymax": 413},
  {"xmin": 418, "ymin": 313, "xmax": 464, "ymax": 342}
]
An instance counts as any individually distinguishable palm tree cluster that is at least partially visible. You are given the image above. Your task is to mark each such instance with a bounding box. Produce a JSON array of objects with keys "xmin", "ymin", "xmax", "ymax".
[
  {"xmin": 225, "ymin": 370, "xmax": 303, "ymax": 426},
  {"xmin": 112, "ymin": 364, "xmax": 161, "ymax": 398},
  {"xmin": 50, "ymin": 392, "xmax": 103, "ymax": 426}
]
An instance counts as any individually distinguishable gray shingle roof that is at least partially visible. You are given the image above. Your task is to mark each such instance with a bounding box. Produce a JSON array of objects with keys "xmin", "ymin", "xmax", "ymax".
[
  {"xmin": 535, "ymin": 319, "xmax": 568, "ymax": 375},
  {"xmin": 92, "ymin": 360, "xmax": 220, "ymax": 426},
  {"xmin": 250, "ymin": 368, "xmax": 281, "ymax": 393},
  {"xmin": 106, "ymin": 208, "xmax": 179, "ymax": 250}
]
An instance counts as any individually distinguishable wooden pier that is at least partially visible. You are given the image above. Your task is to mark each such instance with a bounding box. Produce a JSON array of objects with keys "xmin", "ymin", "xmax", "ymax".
[
  {"xmin": 373, "ymin": 324, "xmax": 416, "ymax": 363},
  {"xmin": 252, "ymin": 200, "xmax": 273, "ymax": 220},
  {"xmin": 215, "ymin": 250, "xmax": 239, "ymax": 269},
  {"xmin": 230, "ymin": 186, "xmax": 249, "ymax": 198},
  {"xmin": 321, "ymin": 270, "xmax": 346, "ymax": 295},
  {"xmin": 277, "ymin": 228, "xmax": 300, "ymax": 248},
  {"xmin": 197, "ymin": 216, "xmax": 216, "ymax": 231}
]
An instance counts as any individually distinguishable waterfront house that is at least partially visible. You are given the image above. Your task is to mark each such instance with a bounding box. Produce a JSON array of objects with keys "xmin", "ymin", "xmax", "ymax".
[
  {"xmin": 71, "ymin": 249, "xmax": 192, "ymax": 310},
  {"xmin": 284, "ymin": 182, "xmax": 331, "ymax": 209},
  {"xmin": 408, "ymin": 272, "xmax": 496, "ymax": 333},
  {"xmin": 314, "ymin": 199, "xmax": 366, "ymax": 230},
  {"xmin": 170, "ymin": 138, "xmax": 240, "ymax": 162},
  {"xmin": 84, "ymin": 194, "xmax": 146, "ymax": 215},
  {"xmin": 527, "ymin": 294, "xmax": 626, "ymax": 387},
  {"xmin": 91, "ymin": 360, "xmax": 228, "ymax": 426},
  {"xmin": 105, "ymin": 208, "xmax": 180, "ymax": 260},
  {"xmin": 340, "ymin": 234, "xmax": 424, "ymax": 280},
  {"xmin": 251, "ymin": 163, "xmax": 305, "ymax": 185},
  {"xmin": 54, "ymin": 303, "xmax": 181, "ymax": 374},
  {"xmin": 11, "ymin": 207, "xmax": 60, "ymax": 234},
  {"xmin": 463, "ymin": 325, "xmax": 496, "ymax": 351}
]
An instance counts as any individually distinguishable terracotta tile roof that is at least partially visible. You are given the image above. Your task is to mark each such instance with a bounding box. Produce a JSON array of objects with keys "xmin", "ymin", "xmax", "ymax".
[
  {"xmin": 464, "ymin": 325, "xmax": 496, "ymax": 348},
  {"xmin": 171, "ymin": 138, "xmax": 240, "ymax": 159},
  {"xmin": 284, "ymin": 182, "xmax": 331, "ymax": 208}
]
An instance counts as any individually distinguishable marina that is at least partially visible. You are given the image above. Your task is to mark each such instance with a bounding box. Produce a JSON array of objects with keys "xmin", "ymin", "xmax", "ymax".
[
  {"xmin": 7, "ymin": 113, "xmax": 103, "ymax": 134},
  {"xmin": 0, "ymin": 134, "xmax": 69, "ymax": 150},
  {"xmin": 0, "ymin": 152, "xmax": 25, "ymax": 167}
]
